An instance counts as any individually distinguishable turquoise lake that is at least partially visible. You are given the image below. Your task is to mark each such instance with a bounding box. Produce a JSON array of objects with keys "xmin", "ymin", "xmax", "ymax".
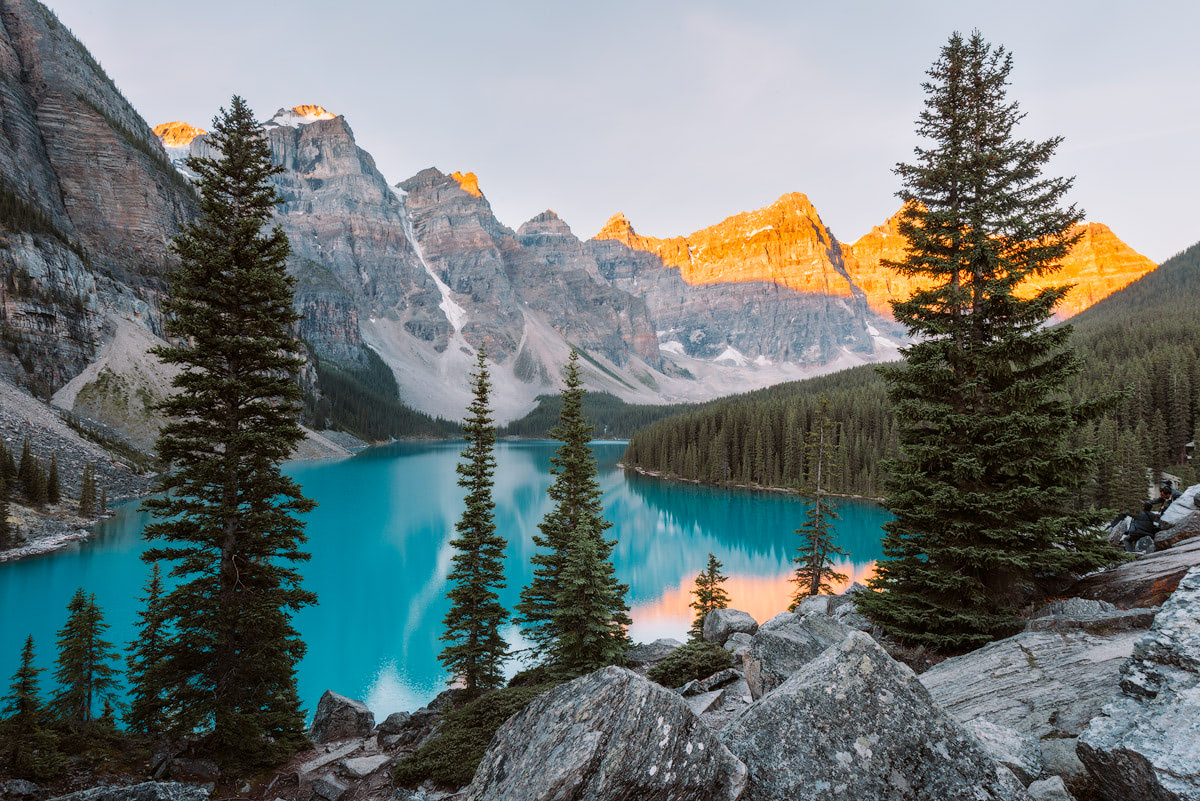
[{"xmin": 0, "ymin": 441, "xmax": 888, "ymax": 719}]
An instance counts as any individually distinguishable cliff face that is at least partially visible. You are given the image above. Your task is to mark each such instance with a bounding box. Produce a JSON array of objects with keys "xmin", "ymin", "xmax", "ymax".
[
  {"xmin": 0, "ymin": 0, "xmax": 195, "ymax": 389},
  {"xmin": 589, "ymin": 203, "xmax": 896, "ymax": 365},
  {"xmin": 842, "ymin": 211, "xmax": 1157, "ymax": 320}
]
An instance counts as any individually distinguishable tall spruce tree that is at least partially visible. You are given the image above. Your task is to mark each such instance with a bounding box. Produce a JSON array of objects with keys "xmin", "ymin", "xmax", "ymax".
[
  {"xmin": 49, "ymin": 589, "xmax": 120, "ymax": 729},
  {"xmin": 0, "ymin": 474, "xmax": 12, "ymax": 550},
  {"xmin": 126, "ymin": 564, "xmax": 169, "ymax": 734},
  {"xmin": 517, "ymin": 350, "xmax": 631, "ymax": 670},
  {"xmin": 46, "ymin": 455, "xmax": 60, "ymax": 505},
  {"xmin": 439, "ymin": 348, "xmax": 509, "ymax": 696},
  {"xmin": 78, "ymin": 462, "xmax": 96, "ymax": 517},
  {"xmin": 0, "ymin": 636, "xmax": 63, "ymax": 781},
  {"xmin": 141, "ymin": 95, "xmax": 315, "ymax": 772},
  {"xmin": 857, "ymin": 31, "xmax": 1118, "ymax": 652},
  {"xmin": 790, "ymin": 396, "xmax": 848, "ymax": 606},
  {"xmin": 689, "ymin": 553, "xmax": 731, "ymax": 638}
]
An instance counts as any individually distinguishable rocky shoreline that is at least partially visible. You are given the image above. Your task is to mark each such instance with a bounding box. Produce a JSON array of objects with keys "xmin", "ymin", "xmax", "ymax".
[{"xmin": 620, "ymin": 461, "xmax": 886, "ymax": 503}]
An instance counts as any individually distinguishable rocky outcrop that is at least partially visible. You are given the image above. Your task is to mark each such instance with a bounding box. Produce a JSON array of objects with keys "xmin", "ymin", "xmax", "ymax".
[
  {"xmin": 965, "ymin": 718, "xmax": 1045, "ymax": 785},
  {"xmin": 743, "ymin": 611, "xmax": 852, "ymax": 699},
  {"xmin": 1027, "ymin": 777, "xmax": 1076, "ymax": 801},
  {"xmin": 1077, "ymin": 565, "xmax": 1200, "ymax": 800},
  {"xmin": 1026, "ymin": 598, "xmax": 1159, "ymax": 634},
  {"xmin": 47, "ymin": 784, "xmax": 209, "ymax": 801},
  {"xmin": 1069, "ymin": 536, "xmax": 1200, "ymax": 608},
  {"xmin": 309, "ymin": 690, "xmax": 375, "ymax": 744},
  {"xmin": 464, "ymin": 666, "xmax": 747, "ymax": 801},
  {"xmin": 1162, "ymin": 484, "xmax": 1200, "ymax": 528},
  {"xmin": 721, "ymin": 631, "xmax": 1031, "ymax": 801},
  {"xmin": 702, "ymin": 608, "xmax": 759, "ymax": 645},
  {"xmin": 625, "ymin": 637, "xmax": 683, "ymax": 666},
  {"xmin": 920, "ymin": 624, "xmax": 1146, "ymax": 779}
]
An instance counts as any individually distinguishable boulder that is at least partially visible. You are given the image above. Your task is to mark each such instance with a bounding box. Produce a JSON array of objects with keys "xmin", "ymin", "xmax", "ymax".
[
  {"xmin": 685, "ymin": 688, "xmax": 725, "ymax": 716},
  {"xmin": 920, "ymin": 627, "xmax": 1142, "ymax": 780},
  {"xmin": 721, "ymin": 632, "xmax": 1031, "ymax": 801},
  {"xmin": 340, "ymin": 753, "xmax": 392, "ymax": 779},
  {"xmin": 312, "ymin": 775, "xmax": 348, "ymax": 801},
  {"xmin": 1069, "ymin": 535, "xmax": 1200, "ymax": 608},
  {"xmin": 1077, "ymin": 565, "xmax": 1200, "ymax": 800},
  {"xmin": 965, "ymin": 718, "xmax": 1044, "ymax": 785},
  {"xmin": 702, "ymin": 608, "xmax": 758, "ymax": 646},
  {"xmin": 743, "ymin": 612, "xmax": 851, "ymax": 699},
  {"xmin": 723, "ymin": 631, "xmax": 752, "ymax": 661},
  {"xmin": 1160, "ymin": 483, "xmax": 1199, "ymax": 527},
  {"xmin": 1, "ymin": 780, "xmax": 39, "ymax": 797},
  {"xmin": 376, "ymin": 710, "xmax": 411, "ymax": 735},
  {"xmin": 464, "ymin": 666, "xmax": 746, "ymax": 801},
  {"xmin": 1027, "ymin": 776, "xmax": 1075, "ymax": 801},
  {"xmin": 309, "ymin": 690, "xmax": 375, "ymax": 744},
  {"xmin": 796, "ymin": 594, "xmax": 831, "ymax": 615},
  {"xmin": 625, "ymin": 638, "xmax": 683, "ymax": 666},
  {"xmin": 1026, "ymin": 597, "xmax": 1158, "ymax": 634},
  {"xmin": 1157, "ymin": 510, "xmax": 1200, "ymax": 549},
  {"xmin": 48, "ymin": 784, "xmax": 210, "ymax": 801}
]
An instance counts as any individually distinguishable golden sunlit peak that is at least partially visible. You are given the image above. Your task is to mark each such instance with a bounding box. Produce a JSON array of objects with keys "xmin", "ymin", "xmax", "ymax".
[
  {"xmin": 450, "ymin": 171, "xmax": 482, "ymax": 197},
  {"xmin": 596, "ymin": 212, "xmax": 636, "ymax": 238},
  {"xmin": 152, "ymin": 121, "xmax": 206, "ymax": 147},
  {"xmin": 291, "ymin": 104, "xmax": 335, "ymax": 120}
]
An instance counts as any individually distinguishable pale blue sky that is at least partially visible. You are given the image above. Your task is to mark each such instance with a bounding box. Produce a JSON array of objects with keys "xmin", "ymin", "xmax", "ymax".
[{"xmin": 46, "ymin": 0, "xmax": 1200, "ymax": 262}]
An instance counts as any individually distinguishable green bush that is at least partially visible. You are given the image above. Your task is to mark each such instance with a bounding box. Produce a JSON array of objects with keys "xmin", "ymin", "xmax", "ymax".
[
  {"xmin": 392, "ymin": 682, "xmax": 561, "ymax": 789},
  {"xmin": 645, "ymin": 639, "xmax": 733, "ymax": 689}
]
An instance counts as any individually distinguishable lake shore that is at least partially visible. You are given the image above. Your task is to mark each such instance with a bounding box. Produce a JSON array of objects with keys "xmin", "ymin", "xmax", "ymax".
[{"xmin": 619, "ymin": 462, "xmax": 886, "ymax": 503}]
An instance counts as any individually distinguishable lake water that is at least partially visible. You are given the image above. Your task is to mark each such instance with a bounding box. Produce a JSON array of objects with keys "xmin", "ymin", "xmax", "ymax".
[{"xmin": 0, "ymin": 441, "xmax": 888, "ymax": 719}]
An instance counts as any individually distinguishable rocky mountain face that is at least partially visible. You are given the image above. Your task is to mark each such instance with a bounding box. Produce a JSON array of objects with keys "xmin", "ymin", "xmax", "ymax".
[
  {"xmin": 0, "ymin": 0, "xmax": 195, "ymax": 392},
  {"xmin": 842, "ymin": 210, "xmax": 1157, "ymax": 320}
]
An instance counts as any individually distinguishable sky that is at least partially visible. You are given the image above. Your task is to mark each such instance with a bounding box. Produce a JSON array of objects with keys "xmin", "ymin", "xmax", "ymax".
[{"xmin": 44, "ymin": 0, "xmax": 1200, "ymax": 263}]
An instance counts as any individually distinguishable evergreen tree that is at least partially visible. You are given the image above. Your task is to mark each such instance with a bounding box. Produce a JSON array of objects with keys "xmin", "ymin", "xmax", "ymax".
[
  {"xmin": 141, "ymin": 96, "xmax": 315, "ymax": 772},
  {"xmin": 78, "ymin": 462, "xmax": 96, "ymax": 517},
  {"xmin": 517, "ymin": 350, "xmax": 631, "ymax": 670},
  {"xmin": 0, "ymin": 474, "xmax": 12, "ymax": 550},
  {"xmin": 126, "ymin": 564, "xmax": 169, "ymax": 734},
  {"xmin": 49, "ymin": 589, "xmax": 120, "ymax": 728},
  {"xmin": 47, "ymin": 455, "xmax": 60, "ymax": 505},
  {"xmin": 689, "ymin": 553, "xmax": 731, "ymax": 638},
  {"xmin": 17, "ymin": 437, "xmax": 33, "ymax": 501},
  {"xmin": 99, "ymin": 487, "xmax": 107, "ymax": 514},
  {"xmin": 790, "ymin": 396, "xmax": 848, "ymax": 606},
  {"xmin": 0, "ymin": 441, "xmax": 14, "ymax": 486},
  {"xmin": 857, "ymin": 31, "xmax": 1119, "ymax": 652},
  {"xmin": 439, "ymin": 348, "xmax": 509, "ymax": 697},
  {"xmin": 0, "ymin": 636, "xmax": 63, "ymax": 781}
]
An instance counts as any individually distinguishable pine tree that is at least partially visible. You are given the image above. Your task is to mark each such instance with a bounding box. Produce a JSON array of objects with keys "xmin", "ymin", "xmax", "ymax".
[
  {"xmin": 141, "ymin": 95, "xmax": 315, "ymax": 773},
  {"xmin": 0, "ymin": 474, "xmax": 12, "ymax": 550},
  {"xmin": 439, "ymin": 348, "xmax": 509, "ymax": 697},
  {"xmin": 46, "ymin": 455, "xmax": 60, "ymax": 505},
  {"xmin": 126, "ymin": 564, "xmax": 169, "ymax": 734},
  {"xmin": 790, "ymin": 396, "xmax": 848, "ymax": 606},
  {"xmin": 17, "ymin": 437, "xmax": 33, "ymax": 501},
  {"xmin": 49, "ymin": 589, "xmax": 120, "ymax": 729},
  {"xmin": 0, "ymin": 636, "xmax": 63, "ymax": 781},
  {"xmin": 78, "ymin": 462, "xmax": 96, "ymax": 517},
  {"xmin": 517, "ymin": 350, "xmax": 631, "ymax": 670},
  {"xmin": 689, "ymin": 553, "xmax": 731, "ymax": 638},
  {"xmin": 99, "ymin": 487, "xmax": 107, "ymax": 514},
  {"xmin": 857, "ymin": 31, "xmax": 1119, "ymax": 652}
]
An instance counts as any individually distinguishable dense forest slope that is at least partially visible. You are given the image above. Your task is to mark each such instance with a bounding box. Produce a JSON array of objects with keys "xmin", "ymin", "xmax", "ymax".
[{"xmin": 623, "ymin": 241, "xmax": 1200, "ymax": 510}]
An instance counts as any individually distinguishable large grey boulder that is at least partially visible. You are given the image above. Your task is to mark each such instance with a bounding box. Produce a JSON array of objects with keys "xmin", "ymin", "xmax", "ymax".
[
  {"xmin": 921, "ymin": 626, "xmax": 1142, "ymax": 779},
  {"xmin": 965, "ymin": 718, "xmax": 1044, "ymax": 785},
  {"xmin": 721, "ymin": 631, "xmax": 1031, "ymax": 801},
  {"xmin": 1161, "ymin": 483, "xmax": 1200, "ymax": 527},
  {"xmin": 1069, "ymin": 535, "xmax": 1200, "ymax": 608},
  {"xmin": 625, "ymin": 637, "xmax": 683, "ymax": 666},
  {"xmin": 702, "ymin": 608, "xmax": 758, "ymax": 646},
  {"xmin": 743, "ymin": 611, "xmax": 851, "ymax": 699},
  {"xmin": 309, "ymin": 690, "xmax": 375, "ymax": 744},
  {"xmin": 1027, "ymin": 776, "xmax": 1075, "ymax": 801},
  {"xmin": 1077, "ymin": 565, "xmax": 1200, "ymax": 800},
  {"xmin": 464, "ymin": 666, "xmax": 746, "ymax": 801},
  {"xmin": 49, "ymin": 784, "xmax": 209, "ymax": 801},
  {"xmin": 1026, "ymin": 597, "xmax": 1158, "ymax": 634}
]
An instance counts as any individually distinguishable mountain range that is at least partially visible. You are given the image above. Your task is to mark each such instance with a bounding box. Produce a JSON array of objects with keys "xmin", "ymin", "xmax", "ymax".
[{"xmin": 0, "ymin": 0, "xmax": 1158, "ymax": 446}]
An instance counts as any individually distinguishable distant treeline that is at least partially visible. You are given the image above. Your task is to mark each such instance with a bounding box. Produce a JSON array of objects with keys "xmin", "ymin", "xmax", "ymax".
[
  {"xmin": 624, "ymin": 240, "xmax": 1200, "ymax": 511},
  {"xmin": 498, "ymin": 392, "xmax": 699, "ymax": 439},
  {"xmin": 305, "ymin": 347, "xmax": 459, "ymax": 440}
]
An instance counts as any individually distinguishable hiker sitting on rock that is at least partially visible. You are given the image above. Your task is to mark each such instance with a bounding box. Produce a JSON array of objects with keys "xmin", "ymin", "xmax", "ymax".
[
  {"xmin": 1126, "ymin": 501, "xmax": 1161, "ymax": 551},
  {"xmin": 1155, "ymin": 481, "xmax": 1182, "ymax": 513}
]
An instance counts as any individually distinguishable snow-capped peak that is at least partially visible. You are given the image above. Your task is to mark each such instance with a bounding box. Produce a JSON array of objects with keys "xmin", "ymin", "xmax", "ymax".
[
  {"xmin": 265, "ymin": 105, "xmax": 336, "ymax": 128},
  {"xmin": 152, "ymin": 121, "xmax": 206, "ymax": 148}
]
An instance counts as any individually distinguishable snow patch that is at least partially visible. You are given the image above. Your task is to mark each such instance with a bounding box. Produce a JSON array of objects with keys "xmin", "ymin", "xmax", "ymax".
[
  {"xmin": 659, "ymin": 340, "xmax": 686, "ymax": 356},
  {"xmin": 396, "ymin": 192, "xmax": 468, "ymax": 334},
  {"xmin": 714, "ymin": 346, "xmax": 750, "ymax": 367}
]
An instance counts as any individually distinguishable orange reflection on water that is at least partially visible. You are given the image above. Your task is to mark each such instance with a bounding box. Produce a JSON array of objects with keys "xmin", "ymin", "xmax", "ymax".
[{"xmin": 631, "ymin": 562, "xmax": 878, "ymax": 634}]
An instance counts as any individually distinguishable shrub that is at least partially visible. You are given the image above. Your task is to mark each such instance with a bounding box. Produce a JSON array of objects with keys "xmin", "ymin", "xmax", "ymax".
[
  {"xmin": 645, "ymin": 639, "xmax": 733, "ymax": 689},
  {"xmin": 392, "ymin": 682, "xmax": 560, "ymax": 789}
]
